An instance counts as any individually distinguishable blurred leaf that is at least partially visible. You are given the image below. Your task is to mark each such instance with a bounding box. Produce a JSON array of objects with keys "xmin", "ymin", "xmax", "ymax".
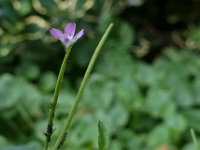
[
  {"xmin": 0, "ymin": 142, "xmax": 41, "ymax": 150},
  {"xmin": 118, "ymin": 130, "xmax": 143, "ymax": 149},
  {"xmin": 118, "ymin": 21, "xmax": 135, "ymax": 49},
  {"xmin": 16, "ymin": 62, "xmax": 40, "ymax": 80},
  {"xmin": 145, "ymin": 87, "xmax": 176, "ymax": 118},
  {"xmin": 18, "ymin": 78, "xmax": 42, "ymax": 117},
  {"xmin": 83, "ymin": 73, "xmax": 115, "ymax": 110},
  {"xmin": 95, "ymin": 45, "xmax": 135, "ymax": 78},
  {"xmin": 103, "ymin": 103, "xmax": 129, "ymax": 134},
  {"xmin": 173, "ymin": 82, "xmax": 194, "ymax": 107},
  {"xmin": 182, "ymin": 109, "xmax": 200, "ymax": 132},
  {"xmin": 0, "ymin": 136, "xmax": 9, "ymax": 147},
  {"xmin": 13, "ymin": 0, "xmax": 32, "ymax": 16},
  {"xmin": 135, "ymin": 62, "xmax": 157, "ymax": 86},
  {"xmin": 115, "ymin": 77, "xmax": 143, "ymax": 111},
  {"xmin": 70, "ymin": 115, "xmax": 97, "ymax": 148},
  {"xmin": 110, "ymin": 140, "xmax": 123, "ymax": 150},
  {"xmin": 38, "ymin": 0, "xmax": 56, "ymax": 9},
  {"xmin": 183, "ymin": 142, "xmax": 200, "ymax": 150},
  {"xmin": 38, "ymin": 72, "xmax": 56, "ymax": 92},
  {"xmin": 0, "ymin": 74, "xmax": 21, "ymax": 111},
  {"xmin": 165, "ymin": 114, "xmax": 187, "ymax": 142},
  {"xmin": 147, "ymin": 124, "xmax": 172, "ymax": 149}
]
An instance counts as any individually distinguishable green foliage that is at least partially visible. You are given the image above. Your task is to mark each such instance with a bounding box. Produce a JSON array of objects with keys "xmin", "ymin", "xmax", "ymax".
[{"xmin": 1, "ymin": 0, "xmax": 200, "ymax": 150}]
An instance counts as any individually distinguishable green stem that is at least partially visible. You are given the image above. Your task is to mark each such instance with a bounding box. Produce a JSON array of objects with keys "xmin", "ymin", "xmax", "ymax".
[
  {"xmin": 44, "ymin": 46, "xmax": 72, "ymax": 150},
  {"xmin": 191, "ymin": 128, "xmax": 198, "ymax": 150},
  {"xmin": 53, "ymin": 23, "xmax": 113, "ymax": 150}
]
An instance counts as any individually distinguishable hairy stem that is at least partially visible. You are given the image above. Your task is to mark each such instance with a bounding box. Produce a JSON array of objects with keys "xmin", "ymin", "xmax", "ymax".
[
  {"xmin": 53, "ymin": 23, "xmax": 113, "ymax": 150},
  {"xmin": 44, "ymin": 46, "xmax": 72, "ymax": 150}
]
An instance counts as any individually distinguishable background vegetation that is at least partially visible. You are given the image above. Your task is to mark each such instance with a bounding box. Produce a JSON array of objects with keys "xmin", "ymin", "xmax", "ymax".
[{"xmin": 0, "ymin": 0, "xmax": 200, "ymax": 149}]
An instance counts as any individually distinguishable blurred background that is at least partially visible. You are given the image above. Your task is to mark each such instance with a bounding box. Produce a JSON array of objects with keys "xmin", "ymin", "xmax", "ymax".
[{"xmin": 0, "ymin": 0, "xmax": 200, "ymax": 149}]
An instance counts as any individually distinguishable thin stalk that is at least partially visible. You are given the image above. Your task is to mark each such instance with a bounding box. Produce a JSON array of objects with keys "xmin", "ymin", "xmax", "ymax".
[
  {"xmin": 44, "ymin": 46, "xmax": 72, "ymax": 150},
  {"xmin": 53, "ymin": 23, "xmax": 113, "ymax": 150},
  {"xmin": 191, "ymin": 128, "xmax": 198, "ymax": 150}
]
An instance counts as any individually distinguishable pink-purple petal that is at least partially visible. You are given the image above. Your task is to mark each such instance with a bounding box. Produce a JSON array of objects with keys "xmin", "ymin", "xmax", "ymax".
[
  {"xmin": 49, "ymin": 23, "xmax": 84, "ymax": 47},
  {"xmin": 64, "ymin": 23, "xmax": 76, "ymax": 39},
  {"xmin": 49, "ymin": 28, "xmax": 64, "ymax": 42},
  {"xmin": 73, "ymin": 29, "xmax": 84, "ymax": 41}
]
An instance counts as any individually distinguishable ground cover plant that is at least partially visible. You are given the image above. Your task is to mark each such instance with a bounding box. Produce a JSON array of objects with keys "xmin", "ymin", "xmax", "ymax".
[{"xmin": 0, "ymin": 0, "xmax": 200, "ymax": 150}]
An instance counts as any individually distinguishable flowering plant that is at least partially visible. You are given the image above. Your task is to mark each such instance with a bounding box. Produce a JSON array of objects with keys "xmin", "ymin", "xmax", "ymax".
[{"xmin": 44, "ymin": 22, "xmax": 113, "ymax": 150}]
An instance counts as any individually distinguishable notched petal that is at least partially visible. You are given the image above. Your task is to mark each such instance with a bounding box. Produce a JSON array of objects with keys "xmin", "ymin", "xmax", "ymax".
[
  {"xmin": 73, "ymin": 29, "xmax": 84, "ymax": 41},
  {"xmin": 49, "ymin": 28, "xmax": 64, "ymax": 42},
  {"xmin": 64, "ymin": 22, "xmax": 76, "ymax": 38}
]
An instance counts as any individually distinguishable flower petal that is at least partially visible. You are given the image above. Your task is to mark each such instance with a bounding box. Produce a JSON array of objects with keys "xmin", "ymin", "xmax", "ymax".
[
  {"xmin": 49, "ymin": 28, "xmax": 64, "ymax": 42},
  {"xmin": 73, "ymin": 29, "xmax": 84, "ymax": 41},
  {"xmin": 64, "ymin": 23, "xmax": 76, "ymax": 39}
]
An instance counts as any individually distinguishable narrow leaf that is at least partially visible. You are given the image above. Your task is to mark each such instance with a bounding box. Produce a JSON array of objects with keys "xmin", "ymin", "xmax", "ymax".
[
  {"xmin": 191, "ymin": 128, "xmax": 198, "ymax": 150},
  {"xmin": 98, "ymin": 121, "xmax": 108, "ymax": 150}
]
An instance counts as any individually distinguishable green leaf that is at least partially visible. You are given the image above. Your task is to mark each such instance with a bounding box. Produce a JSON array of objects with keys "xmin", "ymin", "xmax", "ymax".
[
  {"xmin": 182, "ymin": 109, "xmax": 200, "ymax": 132},
  {"xmin": 38, "ymin": 72, "xmax": 57, "ymax": 92},
  {"xmin": 95, "ymin": 45, "xmax": 134, "ymax": 78},
  {"xmin": 69, "ymin": 115, "xmax": 97, "ymax": 147},
  {"xmin": 98, "ymin": 121, "xmax": 109, "ymax": 150},
  {"xmin": 109, "ymin": 140, "xmax": 123, "ymax": 150},
  {"xmin": 0, "ymin": 74, "xmax": 21, "ymax": 111},
  {"xmin": 82, "ymin": 73, "xmax": 115, "ymax": 109},
  {"xmin": 118, "ymin": 130, "xmax": 143, "ymax": 149},
  {"xmin": 0, "ymin": 142, "xmax": 41, "ymax": 150},
  {"xmin": 0, "ymin": 136, "xmax": 9, "ymax": 147},
  {"xmin": 147, "ymin": 124, "xmax": 172, "ymax": 149},
  {"xmin": 145, "ymin": 87, "xmax": 176, "ymax": 118},
  {"xmin": 16, "ymin": 62, "xmax": 40, "ymax": 80},
  {"xmin": 115, "ymin": 77, "xmax": 143, "ymax": 111},
  {"xmin": 165, "ymin": 114, "xmax": 187, "ymax": 142}
]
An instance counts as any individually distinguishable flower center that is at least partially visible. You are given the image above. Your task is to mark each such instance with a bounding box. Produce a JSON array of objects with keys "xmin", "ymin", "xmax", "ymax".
[{"xmin": 64, "ymin": 33, "xmax": 73, "ymax": 40}]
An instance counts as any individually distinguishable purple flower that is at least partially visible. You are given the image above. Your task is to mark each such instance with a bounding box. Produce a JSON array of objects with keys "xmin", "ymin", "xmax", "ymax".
[{"xmin": 49, "ymin": 22, "xmax": 84, "ymax": 47}]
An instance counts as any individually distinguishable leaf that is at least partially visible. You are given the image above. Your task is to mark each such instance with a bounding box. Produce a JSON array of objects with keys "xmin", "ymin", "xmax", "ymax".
[
  {"xmin": 0, "ymin": 142, "xmax": 41, "ymax": 150},
  {"xmin": 69, "ymin": 115, "xmax": 98, "ymax": 147},
  {"xmin": 145, "ymin": 87, "xmax": 176, "ymax": 118},
  {"xmin": 38, "ymin": 72, "xmax": 57, "ymax": 92},
  {"xmin": 95, "ymin": 45, "xmax": 134, "ymax": 78},
  {"xmin": 82, "ymin": 73, "xmax": 115, "ymax": 110},
  {"xmin": 0, "ymin": 74, "xmax": 21, "ymax": 111},
  {"xmin": 182, "ymin": 109, "xmax": 200, "ymax": 132},
  {"xmin": 147, "ymin": 124, "xmax": 172, "ymax": 149},
  {"xmin": 16, "ymin": 62, "xmax": 40, "ymax": 80},
  {"xmin": 118, "ymin": 130, "xmax": 143, "ymax": 149},
  {"xmin": 98, "ymin": 121, "xmax": 109, "ymax": 150},
  {"xmin": 165, "ymin": 114, "xmax": 187, "ymax": 142},
  {"xmin": 173, "ymin": 82, "xmax": 194, "ymax": 107},
  {"xmin": 0, "ymin": 136, "xmax": 9, "ymax": 147},
  {"xmin": 115, "ymin": 77, "xmax": 143, "ymax": 111},
  {"xmin": 109, "ymin": 140, "xmax": 123, "ymax": 150}
]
